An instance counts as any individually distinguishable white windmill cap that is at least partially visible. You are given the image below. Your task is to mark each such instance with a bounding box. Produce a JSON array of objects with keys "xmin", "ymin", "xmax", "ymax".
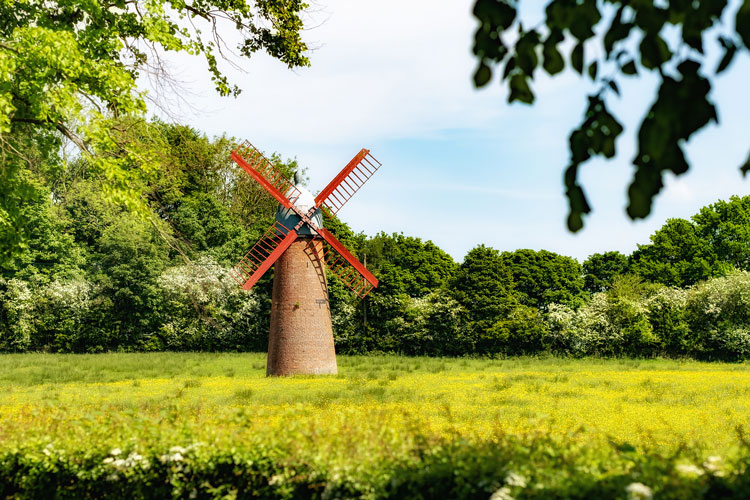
[{"xmin": 275, "ymin": 176, "xmax": 323, "ymax": 236}]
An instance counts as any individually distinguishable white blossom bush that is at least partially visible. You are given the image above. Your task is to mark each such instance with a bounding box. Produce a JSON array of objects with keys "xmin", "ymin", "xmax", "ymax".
[
  {"xmin": 1, "ymin": 275, "xmax": 100, "ymax": 352},
  {"xmin": 0, "ymin": 278, "xmax": 34, "ymax": 351},
  {"xmin": 547, "ymin": 271, "xmax": 750, "ymax": 359},
  {"xmin": 330, "ymin": 294, "xmax": 358, "ymax": 350},
  {"xmin": 1, "ymin": 276, "xmax": 97, "ymax": 352},
  {"xmin": 685, "ymin": 271, "xmax": 750, "ymax": 359},
  {"xmin": 36, "ymin": 277, "xmax": 94, "ymax": 351},
  {"xmin": 154, "ymin": 257, "xmax": 263, "ymax": 351},
  {"xmin": 546, "ymin": 289, "xmax": 656, "ymax": 357},
  {"xmin": 644, "ymin": 286, "xmax": 690, "ymax": 355},
  {"xmin": 386, "ymin": 290, "xmax": 469, "ymax": 355}
]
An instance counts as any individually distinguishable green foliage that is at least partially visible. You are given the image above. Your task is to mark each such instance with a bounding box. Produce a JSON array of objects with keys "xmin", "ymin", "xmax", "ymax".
[
  {"xmin": 0, "ymin": 122, "xmax": 291, "ymax": 353},
  {"xmin": 385, "ymin": 290, "xmax": 470, "ymax": 356},
  {"xmin": 452, "ymin": 245, "xmax": 517, "ymax": 339},
  {"xmin": 630, "ymin": 218, "xmax": 715, "ymax": 287},
  {"xmin": 486, "ymin": 304, "xmax": 550, "ymax": 355},
  {"xmin": 685, "ymin": 271, "xmax": 750, "ymax": 360},
  {"xmin": 693, "ymin": 195, "xmax": 750, "ymax": 271},
  {"xmin": 501, "ymin": 248, "xmax": 585, "ymax": 309},
  {"xmin": 0, "ymin": 0, "xmax": 309, "ymax": 259},
  {"xmin": 630, "ymin": 195, "xmax": 750, "ymax": 287},
  {"xmin": 2, "ymin": 417, "xmax": 750, "ymax": 498},
  {"xmin": 4, "ymin": 113, "xmax": 750, "ymax": 360},
  {"xmin": 153, "ymin": 257, "xmax": 265, "ymax": 351},
  {"xmin": 364, "ymin": 232, "xmax": 457, "ymax": 298},
  {"xmin": 548, "ymin": 275, "xmax": 658, "ymax": 357},
  {"xmin": 646, "ymin": 286, "xmax": 691, "ymax": 356},
  {"xmin": 583, "ymin": 251, "xmax": 628, "ymax": 294},
  {"xmin": 548, "ymin": 271, "xmax": 750, "ymax": 360},
  {"xmin": 471, "ymin": 0, "xmax": 749, "ymax": 231}
]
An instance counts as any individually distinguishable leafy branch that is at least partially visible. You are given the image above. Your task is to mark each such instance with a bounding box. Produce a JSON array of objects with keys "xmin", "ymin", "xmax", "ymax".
[{"xmin": 472, "ymin": 0, "xmax": 750, "ymax": 231}]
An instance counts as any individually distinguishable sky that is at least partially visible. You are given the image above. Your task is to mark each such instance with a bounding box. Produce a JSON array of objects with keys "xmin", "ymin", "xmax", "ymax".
[{"xmin": 144, "ymin": 0, "xmax": 750, "ymax": 263}]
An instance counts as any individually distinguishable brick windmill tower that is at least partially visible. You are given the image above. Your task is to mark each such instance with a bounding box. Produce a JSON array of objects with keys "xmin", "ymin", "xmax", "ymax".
[{"xmin": 228, "ymin": 141, "xmax": 381, "ymax": 376}]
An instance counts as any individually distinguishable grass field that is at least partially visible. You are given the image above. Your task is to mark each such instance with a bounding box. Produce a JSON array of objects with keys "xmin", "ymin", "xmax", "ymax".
[{"xmin": 2, "ymin": 353, "xmax": 750, "ymax": 498}]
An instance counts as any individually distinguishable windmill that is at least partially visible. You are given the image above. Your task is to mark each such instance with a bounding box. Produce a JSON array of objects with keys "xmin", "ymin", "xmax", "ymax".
[{"xmin": 228, "ymin": 141, "xmax": 381, "ymax": 376}]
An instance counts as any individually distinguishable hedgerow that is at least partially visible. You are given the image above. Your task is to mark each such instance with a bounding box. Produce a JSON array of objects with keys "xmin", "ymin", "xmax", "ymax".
[{"xmin": 2, "ymin": 434, "xmax": 750, "ymax": 499}]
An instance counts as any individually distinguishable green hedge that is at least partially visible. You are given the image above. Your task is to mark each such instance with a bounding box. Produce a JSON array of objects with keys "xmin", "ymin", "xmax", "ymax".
[{"xmin": 3, "ymin": 437, "xmax": 750, "ymax": 499}]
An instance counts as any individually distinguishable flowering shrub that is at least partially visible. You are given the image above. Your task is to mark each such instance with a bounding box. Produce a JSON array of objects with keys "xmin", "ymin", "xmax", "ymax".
[
  {"xmin": 546, "ymin": 271, "xmax": 750, "ymax": 359},
  {"xmin": 644, "ymin": 286, "xmax": 690, "ymax": 356},
  {"xmin": 0, "ymin": 258, "xmax": 265, "ymax": 353},
  {"xmin": 546, "ymin": 291, "xmax": 656, "ymax": 357},
  {"xmin": 153, "ymin": 257, "xmax": 264, "ymax": 351},
  {"xmin": 4, "ymin": 258, "xmax": 750, "ymax": 358},
  {"xmin": 0, "ymin": 279, "xmax": 33, "ymax": 351},
  {"xmin": 685, "ymin": 271, "xmax": 750, "ymax": 359}
]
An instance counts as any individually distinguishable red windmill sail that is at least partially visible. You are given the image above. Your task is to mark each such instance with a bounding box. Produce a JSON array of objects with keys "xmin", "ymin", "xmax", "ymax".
[
  {"xmin": 315, "ymin": 149, "xmax": 381, "ymax": 216},
  {"xmin": 229, "ymin": 221, "xmax": 297, "ymax": 290},
  {"xmin": 231, "ymin": 140, "xmax": 301, "ymax": 209},
  {"xmin": 229, "ymin": 141, "xmax": 380, "ymax": 298}
]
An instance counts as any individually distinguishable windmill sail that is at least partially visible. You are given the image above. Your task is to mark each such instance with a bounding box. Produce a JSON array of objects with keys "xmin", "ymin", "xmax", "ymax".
[
  {"xmin": 230, "ymin": 221, "xmax": 298, "ymax": 290},
  {"xmin": 231, "ymin": 140, "xmax": 301, "ymax": 209},
  {"xmin": 229, "ymin": 139, "xmax": 380, "ymax": 298},
  {"xmin": 315, "ymin": 149, "xmax": 381, "ymax": 215},
  {"xmin": 315, "ymin": 228, "xmax": 378, "ymax": 298}
]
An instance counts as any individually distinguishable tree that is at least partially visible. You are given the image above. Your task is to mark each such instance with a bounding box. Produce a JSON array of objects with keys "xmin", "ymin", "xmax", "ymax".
[
  {"xmin": 471, "ymin": 0, "xmax": 750, "ymax": 231},
  {"xmin": 329, "ymin": 231, "xmax": 457, "ymax": 353},
  {"xmin": 452, "ymin": 245, "xmax": 517, "ymax": 336},
  {"xmin": 363, "ymin": 233, "xmax": 457, "ymax": 298},
  {"xmin": 629, "ymin": 194, "xmax": 750, "ymax": 287},
  {"xmin": 629, "ymin": 218, "xmax": 717, "ymax": 287},
  {"xmin": 583, "ymin": 251, "xmax": 629, "ymax": 293},
  {"xmin": 692, "ymin": 195, "xmax": 750, "ymax": 271},
  {"xmin": 0, "ymin": 0, "xmax": 309, "ymax": 263},
  {"xmin": 501, "ymin": 248, "xmax": 585, "ymax": 309}
]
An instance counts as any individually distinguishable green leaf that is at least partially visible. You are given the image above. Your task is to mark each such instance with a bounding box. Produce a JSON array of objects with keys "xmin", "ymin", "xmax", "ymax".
[
  {"xmin": 473, "ymin": 0, "xmax": 517, "ymax": 31},
  {"xmin": 567, "ymin": 211, "xmax": 583, "ymax": 232},
  {"xmin": 473, "ymin": 62, "xmax": 492, "ymax": 87},
  {"xmin": 621, "ymin": 60, "xmax": 637, "ymax": 75},
  {"xmin": 640, "ymin": 35, "xmax": 672, "ymax": 70},
  {"xmin": 472, "ymin": 26, "xmax": 508, "ymax": 61},
  {"xmin": 542, "ymin": 31, "xmax": 565, "ymax": 75},
  {"xmin": 588, "ymin": 61, "xmax": 598, "ymax": 80},
  {"xmin": 634, "ymin": 4, "xmax": 668, "ymax": 36},
  {"xmin": 508, "ymin": 73, "xmax": 534, "ymax": 104},
  {"xmin": 545, "ymin": 0, "xmax": 575, "ymax": 31},
  {"xmin": 563, "ymin": 95, "xmax": 623, "ymax": 231},
  {"xmin": 564, "ymin": 164, "xmax": 591, "ymax": 233},
  {"xmin": 516, "ymin": 30, "xmax": 540, "ymax": 75},
  {"xmin": 741, "ymin": 152, "xmax": 750, "ymax": 177},
  {"xmin": 738, "ymin": 0, "xmax": 750, "ymax": 49},
  {"xmin": 502, "ymin": 57, "xmax": 517, "ymax": 80},
  {"xmin": 604, "ymin": 6, "xmax": 633, "ymax": 57},
  {"xmin": 627, "ymin": 60, "xmax": 717, "ymax": 219},
  {"xmin": 571, "ymin": 42, "xmax": 584, "ymax": 74},
  {"xmin": 716, "ymin": 37, "xmax": 737, "ymax": 74},
  {"xmin": 569, "ymin": 129, "xmax": 590, "ymax": 164},
  {"xmin": 569, "ymin": 0, "xmax": 600, "ymax": 41}
]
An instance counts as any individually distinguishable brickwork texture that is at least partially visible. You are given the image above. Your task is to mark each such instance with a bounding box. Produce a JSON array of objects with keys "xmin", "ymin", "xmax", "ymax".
[{"xmin": 267, "ymin": 238, "xmax": 337, "ymax": 376}]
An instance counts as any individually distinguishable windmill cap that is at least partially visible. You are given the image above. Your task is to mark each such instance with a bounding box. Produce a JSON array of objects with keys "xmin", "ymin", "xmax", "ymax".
[{"xmin": 276, "ymin": 185, "xmax": 322, "ymax": 236}]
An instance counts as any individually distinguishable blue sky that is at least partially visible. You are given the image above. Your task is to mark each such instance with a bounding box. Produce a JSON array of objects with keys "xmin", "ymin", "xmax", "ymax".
[{"xmin": 145, "ymin": 0, "xmax": 750, "ymax": 263}]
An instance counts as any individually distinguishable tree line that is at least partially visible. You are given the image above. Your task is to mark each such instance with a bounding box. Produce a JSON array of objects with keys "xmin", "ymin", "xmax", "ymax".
[{"xmin": 1, "ymin": 121, "xmax": 750, "ymax": 359}]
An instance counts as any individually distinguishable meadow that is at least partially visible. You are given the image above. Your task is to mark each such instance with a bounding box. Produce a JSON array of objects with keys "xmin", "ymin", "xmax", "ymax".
[{"xmin": 2, "ymin": 353, "xmax": 750, "ymax": 498}]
